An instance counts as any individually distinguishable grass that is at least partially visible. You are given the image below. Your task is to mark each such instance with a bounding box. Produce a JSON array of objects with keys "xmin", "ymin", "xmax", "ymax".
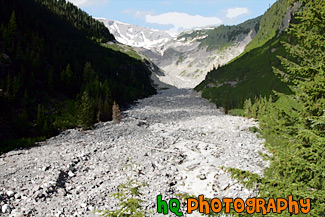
[
  {"xmin": 248, "ymin": 126, "xmax": 260, "ymax": 133},
  {"xmin": 103, "ymin": 43, "xmax": 142, "ymax": 61},
  {"xmin": 228, "ymin": 109, "xmax": 245, "ymax": 116}
]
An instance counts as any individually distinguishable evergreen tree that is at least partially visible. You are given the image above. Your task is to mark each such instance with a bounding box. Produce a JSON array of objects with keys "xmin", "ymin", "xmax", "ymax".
[
  {"xmin": 82, "ymin": 62, "xmax": 96, "ymax": 85},
  {"xmin": 272, "ymin": 2, "xmax": 325, "ymax": 213},
  {"xmin": 77, "ymin": 91, "xmax": 95, "ymax": 129},
  {"xmin": 237, "ymin": 1, "xmax": 325, "ymax": 216},
  {"xmin": 6, "ymin": 11, "xmax": 17, "ymax": 46},
  {"xmin": 243, "ymin": 98, "xmax": 252, "ymax": 118},
  {"xmin": 60, "ymin": 63, "xmax": 74, "ymax": 90}
]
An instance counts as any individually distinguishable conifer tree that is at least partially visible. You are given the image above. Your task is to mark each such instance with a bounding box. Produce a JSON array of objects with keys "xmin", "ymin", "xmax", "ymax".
[
  {"xmin": 257, "ymin": 0, "xmax": 324, "ymax": 215},
  {"xmin": 6, "ymin": 11, "xmax": 17, "ymax": 45},
  {"xmin": 77, "ymin": 91, "xmax": 95, "ymax": 129},
  {"xmin": 60, "ymin": 63, "xmax": 74, "ymax": 90},
  {"xmin": 227, "ymin": 1, "xmax": 324, "ymax": 216},
  {"xmin": 82, "ymin": 62, "xmax": 96, "ymax": 84}
]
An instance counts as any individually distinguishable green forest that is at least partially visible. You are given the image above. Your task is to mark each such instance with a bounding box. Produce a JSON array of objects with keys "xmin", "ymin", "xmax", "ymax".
[
  {"xmin": 196, "ymin": 0, "xmax": 324, "ymax": 215},
  {"xmin": 0, "ymin": 0, "xmax": 156, "ymax": 153}
]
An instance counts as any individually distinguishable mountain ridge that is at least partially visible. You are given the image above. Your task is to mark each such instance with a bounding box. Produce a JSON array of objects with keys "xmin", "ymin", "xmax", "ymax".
[
  {"xmin": 97, "ymin": 18, "xmax": 175, "ymax": 49},
  {"xmin": 195, "ymin": 0, "xmax": 295, "ymax": 111},
  {"xmin": 99, "ymin": 17, "xmax": 261, "ymax": 88}
]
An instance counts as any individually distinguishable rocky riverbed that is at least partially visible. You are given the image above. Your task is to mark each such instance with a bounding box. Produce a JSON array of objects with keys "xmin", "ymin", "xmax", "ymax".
[{"xmin": 0, "ymin": 88, "xmax": 269, "ymax": 217}]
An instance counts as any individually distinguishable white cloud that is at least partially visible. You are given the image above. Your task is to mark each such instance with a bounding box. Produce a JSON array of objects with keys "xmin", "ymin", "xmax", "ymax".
[
  {"xmin": 68, "ymin": 0, "xmax": 87, "ymax": 6},
  {"xmin": 226, "ymin": 7, "xmax": 249, "ymax": 19},
  {"xmin": 146, "ymin": 12, "xmax": 222, "ymax": 32},
  {"xmin": 67, "ymin": 0, "xmax": 108, "ymax": 7},
  {"xmin": 122, "ymin": 9, "xmax": 154, "ymax": 20}
]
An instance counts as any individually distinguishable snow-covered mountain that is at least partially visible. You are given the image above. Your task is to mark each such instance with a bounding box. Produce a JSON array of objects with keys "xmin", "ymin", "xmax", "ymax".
[
  {"xmin": 98, "ymin": 18, "xmax": 261, "ymax": 88},
  {"xmin": 96, "ymin": 18, "xmax": 175, "ymax": 49}
]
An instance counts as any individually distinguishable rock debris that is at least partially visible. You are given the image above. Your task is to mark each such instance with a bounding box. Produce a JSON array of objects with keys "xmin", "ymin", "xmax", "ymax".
[{"xmin": 0, "ymin": 88, "xmax": 268, "ymax": 216}]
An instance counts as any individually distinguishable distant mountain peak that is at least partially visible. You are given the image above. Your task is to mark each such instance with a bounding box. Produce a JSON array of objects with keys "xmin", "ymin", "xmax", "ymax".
[
  {"xmin": 96, "ymin": 18, "xmax": 175, "ymax": 49},
  {"xmin": 98, "ymin": 17, "xmax": 260, "ymax": 88}
]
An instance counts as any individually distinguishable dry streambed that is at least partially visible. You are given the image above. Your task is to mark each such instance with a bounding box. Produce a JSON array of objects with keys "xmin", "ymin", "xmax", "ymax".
[{"xmin": 0, "ymin": 88, "xmax": 268, "ymax": 217}]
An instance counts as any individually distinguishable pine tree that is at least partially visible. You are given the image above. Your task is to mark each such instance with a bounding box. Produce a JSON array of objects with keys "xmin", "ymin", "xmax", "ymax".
[
  {"xmin": 97, "ymin": 95, "xmax": 112, "ymax": 122},
  {"xmin": 259, "ymin": 0, "xmax": 325, "ymax": 215},
  {"xmin": 5, "ymin": 74, "xmax": 12, "ymax": 98},
  {"xmin": 6, "ymin": 11, "xmax": 18, "ymax": 45},
  {"xmin": 112, "ymin": 101, "xmax": 121, "ymax": 124},
  {"xmin": 35, "ymin": 104, "xmax": 44, "ymax": 135},
  {"xmin": 226, "ymin": 1, "xmax": 324, "ymax": 216},
  {"xmin": 60, "ymin": 63, "xmax": 74, "ymax": 90},
  {"xmin": 82, "ymin": 62, "xmax": 96, "ymax": 84},
  {"xmin": 243, "ymin": 98, "xmax": 252, "ymax": 118},
  {"xmin": 77, "ymin": 91, "xmax": 95, "ymax": 129}
]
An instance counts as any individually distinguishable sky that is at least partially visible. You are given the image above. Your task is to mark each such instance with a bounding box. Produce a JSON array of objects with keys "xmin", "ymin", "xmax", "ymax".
[{"xmin": 67, "ymin": 0, "xmax": 277, "ymax": 32}]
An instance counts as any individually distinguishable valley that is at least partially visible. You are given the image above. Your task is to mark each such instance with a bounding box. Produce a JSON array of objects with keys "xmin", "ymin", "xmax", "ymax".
[
  {"xmin": 0, "ymin": 88, "xmax": 268, "ymax": 216},
  {"xmin": 99, "ymin": 18, "xmax": 260, "ymax": 88},
  {"xmin": 1, "ymin": 0, "xmax": 323, "ymax": 216}
]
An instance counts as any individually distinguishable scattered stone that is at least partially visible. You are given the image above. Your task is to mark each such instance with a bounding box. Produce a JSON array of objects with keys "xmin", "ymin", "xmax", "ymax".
[
  {"xmin": 42, "ymin": 166, "xmax": 50, "ymax": 171},
  {"xmin": 0, "ymin": 89, "xmax": 268, "ymax": 216},
  {"xmin": 68, "ymin": 171, "xmax": 76, "ymax": 177},
  {"xmin": 7, "ymin": 190, "xmax": 15, "ymax": 197},
  {"xmin": 2, "ymin": 204, "xmax": 10, "ymax": 213},
  {"xmin": 14, "ymin": 193, "xmax": 21, "ymax": 199},
  {"xmin": 199, "ymin": 174, "xmax": 207, "ymax": 180}
]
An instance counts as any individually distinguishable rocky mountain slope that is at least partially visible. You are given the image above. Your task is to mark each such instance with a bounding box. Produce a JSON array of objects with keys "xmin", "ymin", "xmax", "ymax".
[
  {"xmin": 98, "ymin": 18, "xmax": 260, "ymax": 88},
  {"xmin": 0, "ymin": 88, "xmax": 268, "ymax": 216}
]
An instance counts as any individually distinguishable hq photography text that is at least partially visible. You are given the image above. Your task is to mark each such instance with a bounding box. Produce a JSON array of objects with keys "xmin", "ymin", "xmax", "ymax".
[{"xmin": 156, "ymin": 195, "xmax": 311, "ymax": 216}]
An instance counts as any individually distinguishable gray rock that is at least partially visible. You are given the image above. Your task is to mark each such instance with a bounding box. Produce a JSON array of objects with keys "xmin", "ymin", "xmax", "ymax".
[
  {"xmin": 1, "ymin": 204, "xmax": 10, "ymax": 213},
  {"xmin": 14, "ymin": 193, "xmax": 21, "ymax": 199},
  {"xmin": 80, "ymin": 203, "xmax": 87, "ymax": 208},
  {"xmin": 68, "ymin": 171, "xmax": 76, "ymax": 177},
  {"xmin": 7, "ymin": 190, "xmax": 15, "ymax": 197},
  {"xmin": 42, "ymin": 166, "xmax": 51, "ymax": 171},
  {"xmin": 14, "ymin": 212, "xmax": 24, "ymax": 217},
  {"xmin": 199, "ymin": 174, "xmax": 207, "ymax": 180}
]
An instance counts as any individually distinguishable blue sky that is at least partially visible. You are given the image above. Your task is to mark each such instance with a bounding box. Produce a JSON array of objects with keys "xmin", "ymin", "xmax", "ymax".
[{"xmin": 68, "ymin": 0, "xmax": 277, "ymax": 32}]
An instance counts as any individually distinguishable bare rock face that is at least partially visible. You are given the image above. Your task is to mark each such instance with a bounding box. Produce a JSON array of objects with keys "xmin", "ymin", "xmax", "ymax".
[{"xmin": 0, "ymin": 88, "xmax": 268, "ymax": 216}]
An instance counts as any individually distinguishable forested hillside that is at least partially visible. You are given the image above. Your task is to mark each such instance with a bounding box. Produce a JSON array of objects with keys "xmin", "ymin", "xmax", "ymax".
[
  {"xmin": 0, "ymin": 0, "xmax": 156, "ymax": 153},
  {"xmin": 35, "ymin": 0, "xmax": 115, "ymax": 43},
  {"xmin": 228, "ymin": 0, "xmax": 324, "ymax": 215},
  {"xmin": 195, "ymin": 0, "xmax": 292, "ymax": 111}
]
